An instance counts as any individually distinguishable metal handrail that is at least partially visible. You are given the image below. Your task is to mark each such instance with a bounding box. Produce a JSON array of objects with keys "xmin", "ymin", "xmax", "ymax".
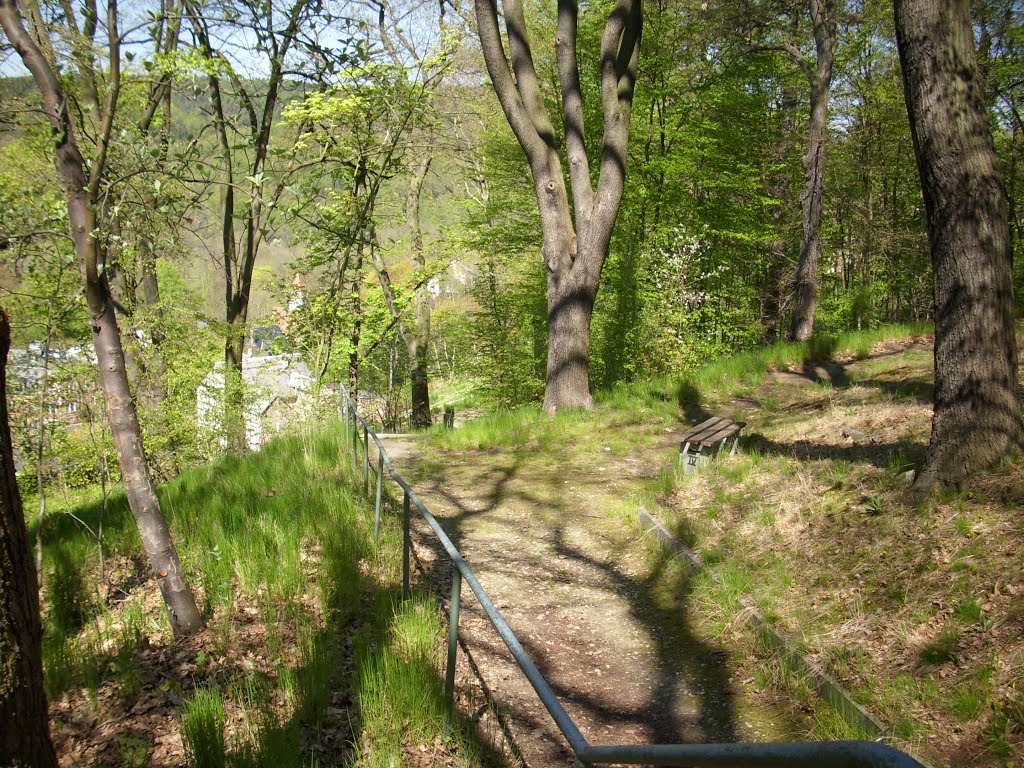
[{"xmin": 337, "ymin": 386, "xmax": 925, "ymax": 768}]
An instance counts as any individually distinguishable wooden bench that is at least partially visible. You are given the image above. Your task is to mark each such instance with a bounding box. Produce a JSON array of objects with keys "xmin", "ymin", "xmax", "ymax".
[{"xmin": 678, "ymin": 416, "xmax": 746, "ymax": 474}]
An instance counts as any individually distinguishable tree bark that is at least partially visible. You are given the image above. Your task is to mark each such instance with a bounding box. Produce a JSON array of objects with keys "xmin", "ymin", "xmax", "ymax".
[
  {"xmin": 0, "ymin": 310, "xmax": 59, "ymax": 768},
  {"xmin": 348, "ymin": 245, "xmax": 363, "ymax": 395},
  {"xmin": 763, "ymin": 77, "xmax": 799, "ymax": 344},
  {"xmin": 0, "ymin": 0, "xmax": 204, "ymax": 636},
  {"xmin": 475, "ymin": 0, "xmax": 642, "ymax": 412},
  {"xmin": 895, "ymin": 0, "xmax": 1023, "ymax": 491},
  {"xmin": 790, "ymin": 0, "xmax": 837, "ymax": 342}
]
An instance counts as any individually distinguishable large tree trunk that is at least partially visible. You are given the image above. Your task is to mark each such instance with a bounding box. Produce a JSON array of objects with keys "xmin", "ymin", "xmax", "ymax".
[
  {"xmin": 0, "ymin": 0, "xmax": 204, "ymax": 636},
  {"xmin": 0, "ymin": 310, "xmax": 59, "ymax": 768},
  {"xmin": 895, "ymin": 0, "xmax": 1023, "ymax": 492},
  {"xmin": 790, "ymin": 0, "xmax": 836, "ymax": 342},
  {"xmin": 544, "ymin": 276, "xmax": 597, "ymax": 411},
  {"xmin": 475, "ymin": 0, "xmax": 641, "ymax": 412}
]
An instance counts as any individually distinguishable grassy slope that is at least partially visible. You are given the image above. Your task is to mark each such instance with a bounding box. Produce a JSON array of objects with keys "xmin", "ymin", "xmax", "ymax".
[
  {"xmin": 35, "ymin": 428, "xmax": 491, "ymax": 768},
  {"xmin": 655, "ymin": 327, "xmax": 1024, "ymax": 767},
  {"xmin": 426, "ymin": 323, "xmax": 1023, "ymax": 767}
]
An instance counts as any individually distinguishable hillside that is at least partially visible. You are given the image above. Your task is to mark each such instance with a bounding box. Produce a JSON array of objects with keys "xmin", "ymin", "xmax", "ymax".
[
  {"xmin": 389, "ymin": 325, "xmax": 1022, "ymax": 767},
  {"xmin": 35, "ymin": 430, "xmax": 495, "ymax": 768},
  {"xmin": 28, "ymin": 324, "xmax": 1024, "ymax": 768}
]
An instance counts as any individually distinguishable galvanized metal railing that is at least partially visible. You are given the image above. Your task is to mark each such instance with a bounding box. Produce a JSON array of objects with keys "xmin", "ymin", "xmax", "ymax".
[{"xmin": 337, "ymin": 386, "xmax": 925, "ymax": 768}]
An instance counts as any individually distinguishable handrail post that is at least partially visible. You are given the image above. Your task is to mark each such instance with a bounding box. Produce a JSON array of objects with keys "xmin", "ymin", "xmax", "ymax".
[
  {"xmin": 374, "ymin": 452, "xmax": 383, "ymax": 542},
  {"xmin": 402, "ymin": 490, "xmax": 410, "ymax": 600},
  {"xmin": 340, "ymin": 387, "xmax": 348, "ymax": 440},
  {"xmin": 445, "ymin": 567, "xmax": 462, "ymax": 711},
  {"xmin": 363, "ymin": 426, "xmax": 370, "ymax": 494},
  {"xmin": 351, "ymin": 404, "xmax": 358, "ymax": 471}
]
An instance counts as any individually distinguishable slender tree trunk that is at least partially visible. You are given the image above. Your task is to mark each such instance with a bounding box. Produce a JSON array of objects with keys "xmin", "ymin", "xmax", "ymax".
[
  {"xmin": 406, "ymin": 158, "xmax": 432, "ymax": 428},
  {"xmin": 131, "ymin": 9, "xmax": 178, "ymax": 410},
  {"xmin": 764, "ymin": 80, "xmax": 799, "ymax": 343},
  {"xmin": 91, "ymin": 244, "xmax": 205, "ymax": 636},
  {"xmin": 0, "ymin": 0, "xmax": 204, "ymax": 636},
  {"xmin": 0, "ymin": 310, "xmax": 59, "ymax": 768},
  {"xmin": 348, "ymin": 246, "xmax": 363, "ymax": 395},
  {"xmin": 790, "ymin": 0, "xmax": 837, "ymax": 342},
  {"xmin": 34, "ymin": 305, "xmax": 53, "ymax": 581},
  {"xmin": 895, "ymin": 0, "xmax": 1023, "ymax": 492},
  {"xmin": 108, "ymin": 233, "xmax": 143, "ymax": 391},
  {"xmin": 137, "ymin": 235, "xmax": 168, "ymax": 406},
  {"xmin": 185, "ymin": 0, "xmax": 307, "ymax": 452}
]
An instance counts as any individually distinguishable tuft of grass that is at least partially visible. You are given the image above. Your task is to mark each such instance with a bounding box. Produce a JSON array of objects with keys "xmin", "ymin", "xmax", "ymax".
[
  {"xmin": 295, "ymin": 632, "xmax": 335, "ymax": 725},
  {"xmin": 918, "ymin": 627, "xmax": 960, "ymax": 665},
  {"xmin": 46, "ymin": 546, "xmax": 97, "ymax": 637},
  {"xmin": 952, "ymin": 684, "xmax": 987, "ymax": 722},
  {"xmin": 428, "ymin": 406, "xmax": 541, "ymax": 450},
  {"xmin": 180, "ymin": 686, "xmax": 227, "ymax": 768},
  {"xmin": 954, "ymin": 597, "xmax": 983, "ymax": 626},
  {"xmin": 353, "ymin": 597, "xmax": 467, "ymax": 768}
]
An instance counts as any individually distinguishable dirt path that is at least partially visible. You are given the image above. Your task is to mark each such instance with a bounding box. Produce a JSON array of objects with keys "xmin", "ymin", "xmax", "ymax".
[{"xmin": 381, "ymin": 430, "xmax": 805, "ymax": 767}]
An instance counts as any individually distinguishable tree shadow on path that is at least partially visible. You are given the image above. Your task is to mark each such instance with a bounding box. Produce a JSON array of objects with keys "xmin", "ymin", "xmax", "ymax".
[{"xmin": 386, "ymin": 445, "xmax": 805, "ymax": 764}]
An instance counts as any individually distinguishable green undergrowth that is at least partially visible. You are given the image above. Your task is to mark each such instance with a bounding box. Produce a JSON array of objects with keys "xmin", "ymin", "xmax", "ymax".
[
  {"xmin": 426, "ymin": 381, "xmax": 682, "ymax": 457},
  {"xmin": 34, "ymin": 425, "xmax": 486, "ymax": 767},
  {"xmin": 426, "ymin": 324, "xmax": 932, "ymax": 456},
  {"xmin": 430, "ymin": 377, "xmax": 484, "ymax": 412}
]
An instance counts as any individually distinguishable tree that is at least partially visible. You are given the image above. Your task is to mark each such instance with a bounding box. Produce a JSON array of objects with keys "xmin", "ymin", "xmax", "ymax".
[
  {"xmin": 746, "ymin": 0, "xmax": 838, "ymax": 342},
  {"xmin": 281, "ymin": 58, "xmax": 425, "ymax": 405},
  {"xmin": 0, "ymin": 309, "xmax": 58, "ymax": 768},
  {"xmin": 183, "ymin": 0, "xmax": 319, "ymax": 451},
  {"xmin": 894, "ymin": 0, "xmax": 1023, "ymax": 491},
  {"xmin": 474, "ymin": 0, "xmax": 642, "ymax": 412},
  {"xmin": 0, "ymin": 0, "xmax": 204, "ymax": 636},
  {"xmin": 366, "ymin": 0, "xmax": 466, "ymax": 428}
]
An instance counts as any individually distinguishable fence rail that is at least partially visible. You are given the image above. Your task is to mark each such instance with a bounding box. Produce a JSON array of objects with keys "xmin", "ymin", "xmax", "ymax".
[{"xmin": 338, "ymin": 386, "xmax": 925, "ymax": 768}]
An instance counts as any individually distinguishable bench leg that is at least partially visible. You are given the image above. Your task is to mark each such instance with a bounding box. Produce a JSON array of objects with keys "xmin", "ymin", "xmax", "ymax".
[{"xmin": 678, "ymin": 441, "xmax": 691, "ymax": 468}]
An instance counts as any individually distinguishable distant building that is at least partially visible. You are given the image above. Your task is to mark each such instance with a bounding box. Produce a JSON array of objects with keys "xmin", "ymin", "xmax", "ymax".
[
  {"xmin": 249, "ymin": 325, "xmax": 284, "ymax": 355},
  {"xmin": 196, "ymin": 353, "xmax": 322, "ymax": 451},
  {"xmin": 5, "ymin": 345, "xmax": 97, "ymax": 427}
]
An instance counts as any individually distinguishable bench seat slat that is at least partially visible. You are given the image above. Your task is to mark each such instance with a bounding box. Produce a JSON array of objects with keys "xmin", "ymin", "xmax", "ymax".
[
  {"xmin": 678, "ymin": 416, "xmax": 728, "ymax": 443},
  {"xmin": 697, "ymin": 423, "xmax": 743, "ymax": 446}
]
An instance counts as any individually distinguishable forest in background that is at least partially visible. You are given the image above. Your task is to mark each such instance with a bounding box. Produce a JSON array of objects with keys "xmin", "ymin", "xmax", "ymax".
[{"xmin": 2, "ymin": 0, "xmax": 1021, "ymax": 482}]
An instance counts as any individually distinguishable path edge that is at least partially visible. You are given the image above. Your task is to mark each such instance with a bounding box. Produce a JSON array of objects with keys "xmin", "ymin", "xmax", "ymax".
[{"xmin": 637, "ymin": 505, "xmax": 934, "ymax": 766}]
